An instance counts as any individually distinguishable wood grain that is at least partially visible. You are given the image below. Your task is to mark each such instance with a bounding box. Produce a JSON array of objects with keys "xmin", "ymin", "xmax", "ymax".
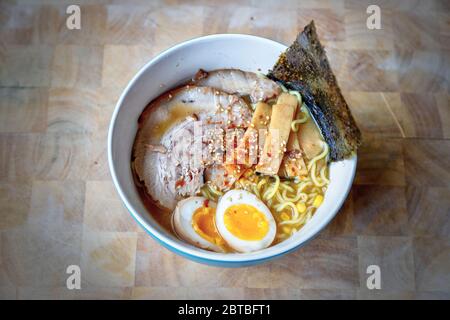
[{"xmin": 0, "ymin": 0, "xmax": 449, "ymax": 300}]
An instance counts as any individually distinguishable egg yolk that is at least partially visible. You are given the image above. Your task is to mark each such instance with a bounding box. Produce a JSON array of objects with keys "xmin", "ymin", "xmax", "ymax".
[
  {"xmin": 224, "ymin": 204, "xmax": 269, "ymax": 241},
  {"xmin": 192, "ymin": 206, "xmax": 226, "ymax": 248}
]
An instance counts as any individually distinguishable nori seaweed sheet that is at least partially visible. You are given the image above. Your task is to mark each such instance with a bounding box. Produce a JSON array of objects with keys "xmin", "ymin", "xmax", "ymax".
[{"xmin": 268, "ymin": 21, "xmax": 362, "ymax": 161}]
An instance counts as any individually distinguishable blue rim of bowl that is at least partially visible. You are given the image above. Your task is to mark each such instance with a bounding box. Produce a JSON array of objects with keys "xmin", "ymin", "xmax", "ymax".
[{"xmin": 108, "ymin": 34, "xmax": 357, "ymax": 266}]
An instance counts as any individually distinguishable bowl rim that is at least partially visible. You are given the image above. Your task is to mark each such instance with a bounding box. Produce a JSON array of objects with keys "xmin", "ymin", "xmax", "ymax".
[{"xmin": 108, "ymin": 33, "xmax": 357, "ymax": 264}]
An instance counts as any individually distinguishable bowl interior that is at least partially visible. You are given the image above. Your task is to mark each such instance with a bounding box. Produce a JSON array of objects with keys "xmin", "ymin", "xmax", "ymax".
[{"xmin": 108, "ymin": 34, "xmax": 356, "ymax": 264}]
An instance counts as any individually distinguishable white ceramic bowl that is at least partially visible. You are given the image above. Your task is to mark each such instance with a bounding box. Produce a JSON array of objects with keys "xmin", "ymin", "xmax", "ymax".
[{"xmin": 108, "ymin": 34, "xmax": 357, "ymax": 267}]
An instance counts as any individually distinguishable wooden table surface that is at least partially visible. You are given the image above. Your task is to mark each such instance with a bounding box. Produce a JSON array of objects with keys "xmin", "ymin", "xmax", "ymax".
[{"xmin": 0, "ymin": 0, "xmax": 449, "ymax": 300}]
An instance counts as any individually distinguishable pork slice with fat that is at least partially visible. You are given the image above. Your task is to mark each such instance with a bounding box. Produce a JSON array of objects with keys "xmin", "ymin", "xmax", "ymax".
[
  {"xmin": 193, "ymin": 69, "xmax": 281, "ymax": 103},
  {"xmin": 133, "ymin": 85, "xmax": 252, "ymax": 211}
]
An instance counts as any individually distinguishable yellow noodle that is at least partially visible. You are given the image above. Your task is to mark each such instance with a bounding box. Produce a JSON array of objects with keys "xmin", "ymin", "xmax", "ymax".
[
  {"xmin": 288, "ymin": 90, "xmax": 302, "ymax": 101},
  {"xmin": 274, "ymin": 202, "xmax": 299, "ymax": 220},
  {"xmin": 310, "ymin": 162, "xmax": 327, "ymax": 187},
  {"xmin": 257, "ymin": 178, "xmax": 267, "ymax": 193},
  {"xmin": 275, "ymin": 190, "xmax": 284, "ymax": 203},
  {"xmin": 279, "ymin": 182, "xmax": 295, "ymax": 193},
  {"xmin": 263, "ymin": 175, "xmax": 280, "ymax": 201},
  {"xmin": 282, "ymin": 189, "xmax": 307, "ymax": 203},
  {"xmin": 252, "ymin": 184, "xmax": 261, "ymax": 199},
  {"xmin": 289, "ymin": 93, "xmax": 309, "ymax": 132},
  {"xmin": 281, "ymin": 189, "xmax": 296, "ymax": 202},
  {"xmin": 200, "ymin": 187, "xmax": 212, "ymax": 201},
  {"xmin": 208, "ymin": 184, "xmax": 223, "ymax": 197},
  {"xmin": 306, "ymin": 141, "xmax": 330, "ymax": 187},
  {"xmin": 291, "ymin": 117, "xmax": 308, "ymax": 132},
  {"xmin": 279, "ymin": 212, "xmax": 306, "ymax": 226},
  {"xmin": 320, "ymin": 165, "xmax": 330, "ymax": 184},
  {"xmin": 297, "ymin": 181, "xmax": 312, "ymax": 192},
  {"xmin": 293, "ymin": 176, "xmax": 310, "ymax": 184},
  {"xmin": 306, "ymin": 208, "xmax": 313, "ymax": 222},
  {"xmin": 307, "ymin": 141, "xmax": 329, "ymax": 171}
]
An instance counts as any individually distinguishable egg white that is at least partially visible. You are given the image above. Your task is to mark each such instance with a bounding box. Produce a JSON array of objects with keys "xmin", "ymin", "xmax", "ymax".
[
  {"xmin": 172, "ymin": 196, "xmax": 225, "ymax": 253},
  {"xmin": 215, "ymin": 190, "xmax": 276, "ymax": 253}
]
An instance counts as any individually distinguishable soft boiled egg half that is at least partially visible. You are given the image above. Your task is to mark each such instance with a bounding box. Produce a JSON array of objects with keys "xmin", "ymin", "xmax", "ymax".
[
  {"xmin": 215, "ymin": 190, "xmax": 276, "ymax": 253},
  {"xmin": 172, "ymin": 196, "xmax": 228, "ymax": 253},
  {"xmin": 173, "ymin": 191, "xmax": 276, "ymax": 253}
]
